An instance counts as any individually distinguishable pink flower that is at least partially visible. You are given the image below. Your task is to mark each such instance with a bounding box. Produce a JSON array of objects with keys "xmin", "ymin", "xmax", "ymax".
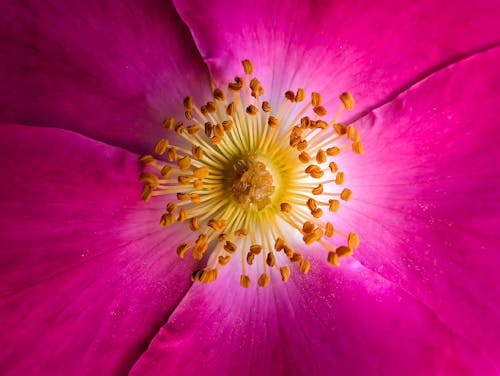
[{"xmin": 1, "ymin": 1, "xmax": 499, "ymax": 375}]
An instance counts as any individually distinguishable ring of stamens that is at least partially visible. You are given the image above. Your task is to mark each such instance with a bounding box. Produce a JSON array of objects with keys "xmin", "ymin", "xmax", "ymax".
[{"xmin": 140, "ymin": 59, "xmax": 364, "ymax": 288}]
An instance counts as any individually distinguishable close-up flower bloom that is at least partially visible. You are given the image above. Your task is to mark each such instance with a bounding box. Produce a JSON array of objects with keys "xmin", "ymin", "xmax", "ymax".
[{"xmin": 1, "ymin": 1, "xmax": 499, "ymax": 375}]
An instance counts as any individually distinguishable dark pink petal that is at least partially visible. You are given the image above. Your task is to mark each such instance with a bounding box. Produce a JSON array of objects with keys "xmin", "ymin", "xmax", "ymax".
[
  {"xmin": 130, "ymin": 257, "xmax": 495, "ymax": 375},
  {"xmin": 338, "ymin": 47, "xmax": 500, "ymax": 366},
  {"xmin": 0, "ymin": 124, "xmax": 195, "ymax": 374},
  {"xmin": 0, "ymin": 1, "xmax": 211, "ymax": 153},
  {"xmin": 173, "ymin": 0, "xmax": 500, "ymax": 116}
]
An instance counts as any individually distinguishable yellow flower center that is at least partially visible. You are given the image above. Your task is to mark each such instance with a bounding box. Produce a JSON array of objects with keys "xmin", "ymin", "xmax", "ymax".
[{"xmin": 140, "ymin": 59, "xmax": 363, "ymax": 288}]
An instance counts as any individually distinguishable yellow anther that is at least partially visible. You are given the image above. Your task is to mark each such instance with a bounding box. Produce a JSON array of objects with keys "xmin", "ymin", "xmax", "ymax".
[
  {"xmin": 193, "ymin": 166, "xmax": 209, "ymax": 179},
  {"xmin": 162, "ymin": 117, "xmax": 175, "ymax": 130},
  {"xmin": 315, "ymin": 120, "xmax": 328, "ymax": 129},
  {"xmin": 208, "ymin": 219, "xmax": 226, "ymax": 232},
  {"xmin": 329, "ymin": 161, "xmax": 338, "ymax": 173},
  {"xmin": 159, "ymin": 212, "xmax": 175, "ymax": 227},
  {"xmin": 335, "ymin": 172, "xmax": 345, "ymax": 185},
  {"xmin": 285, "ymin": 90, "xmax": 295, "ymax": 102},
  {"xmin": 222, "ymin": 120, "xmax": 233, "ymax": 131},
  {"xmin": 226, "ymin": 102, "xmax": 236, "ymax": 116},
  {"xmin": 154, "ymin": 139, "xmax": 169, "ymax": 155},
  {"xmin": 189, "ymin": 217, "xmax": 200, "ymax": 231},
  {"xmin": 204, "ymin": 122, "xmax": 213, "ymax": 137},
  {"xmin": 213, "ymin": 123, "xmax": 225, "ymax": 138},
  {"xmin": 340, "ymin": 92, "xmax": 355, "ymax": 110},
  {"xmin": 326, "ymin": 147, "xmax": 340, "ymax": 156},
  {"xmin": 177, "ymin": 176, "xmax": 190, "ymax": 185},
  {"xmin": 274, "ymin": 237, "xmax": 286, "ymax": 252},
  {"xmin": 224, "ymin": 241, "xmax": 237, "ymax": 254},
  {"xmin": 139, "ymin": 154, "xmax": 155, "ymax": 165},
  {"xmin": 283, "ymin": 246, "xmax": 294, "ymax": 258},
  {"xmin": 258, "ymin": 273, "xmax": 270, "ymax": 287},
  {"xmin": 141, "ymin": 185, "xmax": 153, "ymax": 202},
  {"xmin": 325, "ymin": 222, "xmax": 335, "ymax": 237},
  {"xmin": 177, "ymin": 208, "xmax": 188, "ymax": 223},
  {"xmin": 290, "ymin": 252, "xmax": 303, "ymax": 263},
  {"xmin": 185, "ymin": 111, "xmax": 194, "ymax": 121},
  {"xmin": 228, "ymin": 77, "xmax": 243, "ymax": 91},
  {"xmin": 246, "ymin": 251, "xmax": 255, "ymax": 265},
  {"xmin": 302, "ymin": 221, "xmax": 315, "ymax": 234},
  {"xmin": 193, "ymin": 179, "xmax": 203, "ymax": 190},
  {"xmin": 240, "ymin": 274, "xmax": 251, "ymax": 288},
  {"xmin": 218, "ymin": 255, "xmax": 231, "ymax": 266},
  {"xmin": 313, "ymin": 106, "xmax": 327, "ymax": 117},
  {"xmin": 347, "ymin": 126, "xmax": 360, "ymax": 141},
  {"xmin": 268, "ymin": 116, "xmax": 279, "ymax": 128},
  {"xmin": 192, "ymin": 145, "xmax": 203, "ymax": 160},
  {"xmin": 280, "ymin": 202, "xmax": 292, "ymax": 213},
  {"xmin": 190, "ymin": 193, "xmax": 200, "ymax": 204},
  {"xmin": 213, "ymin": 88, "xmax": 225, "ymax": 101},
  {"xmin": 311, "ymin": 208, "xmax": 323, "ymax": 218},
  {"xmin": 279, "ymin": 266, "xmax": 291, "ymax": 282},
  {"xmin": 218, "ymin": 233, "xmax": 227, "ymax": 242},
  {"xmin": 235, "ymin": 228, "xmax": 248, "ymax": 237},
  {"xmin": 174, "ymin": 122, "xmax": 184, "ymax": 135},
  {"xmin": 352, "ymin": 141, "xmax": 364, "ymax": 154},
  {"xmin": 186, "ymin": 124, "xmax": 200, "ymax": 134},
  {"xmin": 167, "ymin": 147, "xmax": 178, "ymax": 162},
  {"xmin": 177, "ymin": 156, "xmax": 191, "ymax": 171},
  {"xmin": 176, "ymin": 243, "xmax": 190, "ymax": 259},
  {"xmin": 336, "ymin": 246, "xmax": 353, "ymax": 257},
  {"xmin": 250, "ymin": 244, "xmax": 263, "ymax": 254},
  {"xmin": 242, "ymin": 59, "xmax": 254, "ymax": 74},
  {"xmin": 312, "ymin": 184, "xmax": 324, "ymax": 195},
  {"xmin": 206, "ymin": 101, "xmax": 217, "ymax": 113},
  {"xmin": 303, "ymin": 230, "xmax": 321, "ymax": 245},
  {"xmin": 316, "ymin": 150, "xmax": 327, "ymax": 164},
  {"xmin": 295, "ymin": 88, "xmax": 305, "ymax": 102},
  {"xmin": 266, "ymin": 252, "xmax": 276, "ymax": 267},
  {"xmin": 262, "ymin": 101, "xmax": 272, "ymax": 112},
  {"xmin": 348, "ymin": 232, "xmax": 360, "ymax": 249},
  {"xmin": 183, "ymin": 96, "xmax": 193, "ymax": 110},
  {"xmin": 327, "ymin": 251, "xmax": 340, "ymax": 266},
  {"xmin": 333, "ymin": 123, "xmax": 347, "ymax": 135},
  {"xmin": 298, "ymin": 151, "xmax": 311, "ymax": 164},
  {"xmin": 329, "ymin": 199, "xmax": 340, "ymax": 212},
  {"xmin": 139, "ymin": 172, "xmax": 159, "ymax": 188},
  {"xmin": 310, "ymin": 169, "xmax": 324, "ymax": 179},
  {"xmin": 299, "ymin": 259, "xmax": 311, "ymax": 274},
  {"xmin": 340, "ymin": 188, "xmax": 353, "ymax": 201},
  {"xmin": 306, "ymin": 198, "xmax": 317, "ymax": 211},
  {"xmin": 166, "ymin": 202, "xmax": 177, "ymax": 213},
  {"xmin": 200, "ymin": 105, "xmax": 208, "ymax": 115},
  {"xmin": 246, "ymin": 105, "xmax": 259, "ymax": 115},
  {"xmin": 297, "ymin": 140, "xmax": 308, "ymax": 151},
  {"xmin": 311, "ymin": 92, "xmax": 322, "ymax": 106},
  {"xmin": 177, "ymin": 192, "xmax": 190, "ymax": 201}
]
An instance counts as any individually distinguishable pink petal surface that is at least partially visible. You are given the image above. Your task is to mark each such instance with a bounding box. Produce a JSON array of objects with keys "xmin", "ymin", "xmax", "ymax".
[
  {"xmin": 335, "ymin": 46, "xmax": 500, "ymax": 367},
  {"xmin": 0, "ymin": 1, "xmax": 211, "ymax": 154},
  {"xmin": 173, "ymin": 0, "xmax": 500, "ymax": 118},
  {"xmin": 0, "ymin": 124, "xmax": 196, "ymax": 374},
  {"xmin": 130, "ymin": 256, "xmax": 494, "ymax": 375}
]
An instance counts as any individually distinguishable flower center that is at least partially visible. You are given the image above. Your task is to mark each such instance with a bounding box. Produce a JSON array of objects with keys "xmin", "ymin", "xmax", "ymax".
[
  {"xmin": 231, "ymin": 157, "xmax": 275, "ymax": 210},
  {"xmin": 140, "ymin": 59, "xmax": 363, "ymax": 288}
]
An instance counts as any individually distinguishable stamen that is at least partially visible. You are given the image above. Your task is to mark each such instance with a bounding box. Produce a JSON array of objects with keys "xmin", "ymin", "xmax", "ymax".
[{"xmin": 140, "ymin": 59, "xmax": 363, "ymax": 287}]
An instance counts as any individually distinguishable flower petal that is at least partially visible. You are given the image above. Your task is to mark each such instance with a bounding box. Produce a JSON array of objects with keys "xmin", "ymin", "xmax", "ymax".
[
  {"xmin": 338, "ymin": 46, "xmax": 500, "ymax": 365},
  {"xmin": 173, "ymin": 0, "xmax": 500, "ymax": 115},
  {"xmin": 130, "ymin": 257, "xmax": 494, "ymax": 375},
  {"xmin": 0, "ymin": 124, "xmax": 196, "ymax": 374},
  {"xmin": 0, "ymin": 1, "xmax": 211, "ymax": 153}
]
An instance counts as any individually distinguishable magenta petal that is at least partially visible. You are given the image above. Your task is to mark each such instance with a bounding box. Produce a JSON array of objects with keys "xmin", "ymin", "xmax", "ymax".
[
  {"xmin": 173, "ymin": 0, "xmax": 500, "ymax": 115},
  {"xmin": 0, "ymin": 1, "xmax": 211, "ymax": 153},
  {"xmin": 0, "ymin": 124, "xmax": 196, "ymax": 374},
  {"xmin": 339, "ymin": 47, "xmax": 500, "ymax": 365},
  {"xmin": 130, "ymin": 258, "xmax": 495, "ymax": 375}
]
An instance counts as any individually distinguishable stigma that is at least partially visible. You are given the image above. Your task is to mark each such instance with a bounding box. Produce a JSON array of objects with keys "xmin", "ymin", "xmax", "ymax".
[{"xmin": 140, "ymin": 59, "xmax": 363, "ymax": 288}]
